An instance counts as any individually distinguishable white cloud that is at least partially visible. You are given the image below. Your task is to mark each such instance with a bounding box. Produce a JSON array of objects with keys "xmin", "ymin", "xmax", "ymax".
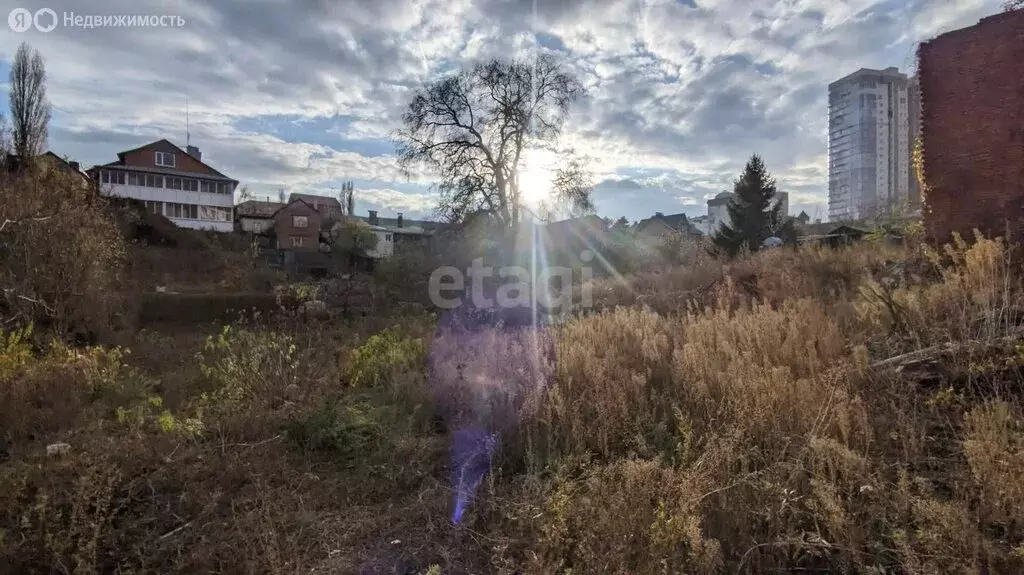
[{"xmin": 0, "ymin": 0, "xmax": 1006, "ymax": 223}]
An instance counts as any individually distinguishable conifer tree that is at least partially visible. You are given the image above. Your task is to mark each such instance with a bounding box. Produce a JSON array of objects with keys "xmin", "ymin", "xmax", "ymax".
[{"xmin": 712, "ymin": 154, "xmax": 789, "ymax": 257}]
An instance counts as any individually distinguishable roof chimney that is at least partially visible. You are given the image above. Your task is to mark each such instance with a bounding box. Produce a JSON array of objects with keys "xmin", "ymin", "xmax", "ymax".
[
  {"xmin": 69, "ymin": 161, "xmax": 80, "ymax": 172},
  {"xmin": 186, "ymin": 145, "xmax": 201, "ymax": 161},
  {"xmin": 396, "ymin": 212, "xmax": 403, "ymax": 228},
  {"xmin": 368, "ymin": 210, "xmax": 378, "ymax": 225}
]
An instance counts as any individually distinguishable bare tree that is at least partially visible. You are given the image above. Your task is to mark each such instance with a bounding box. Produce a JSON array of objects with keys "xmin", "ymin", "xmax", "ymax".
[
  {"xmin": 337, "ymin": 181, "xmax": 354, "ymax": 215},
  {"xmin": 1004, "ymin": 0, "xmax": 1023, "ymax": 11},
  {"xmin": 396, "ymin": 54, "xmax": 591, "ymax": 230},
  {"xmin": 9, "ymin": 42, "xmax": 51, "ymax": 159}
]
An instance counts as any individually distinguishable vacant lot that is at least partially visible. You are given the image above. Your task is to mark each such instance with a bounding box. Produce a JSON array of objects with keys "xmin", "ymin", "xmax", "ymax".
[{"xmin": 3, "ymin": 211, "xmax": 1024, "ymax": 573}]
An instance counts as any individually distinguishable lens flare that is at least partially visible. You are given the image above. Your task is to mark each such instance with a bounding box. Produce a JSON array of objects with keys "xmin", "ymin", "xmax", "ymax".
[{"xmin": 450, "ymin": 427, "xmax": 498, "ymax": 524}]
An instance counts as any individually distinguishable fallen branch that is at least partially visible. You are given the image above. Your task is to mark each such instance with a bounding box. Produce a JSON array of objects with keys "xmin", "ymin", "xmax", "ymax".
[
  {"xmin": 158, "ymin": 521, "xmax": 192, "ymax": 540},
  {"xmin": 0, "ymin": 215, "xmax": 54, "ymax": 233},
  {"xmin": 870, "ymin": 326, "xmax": 1024, "ymax": 370}
]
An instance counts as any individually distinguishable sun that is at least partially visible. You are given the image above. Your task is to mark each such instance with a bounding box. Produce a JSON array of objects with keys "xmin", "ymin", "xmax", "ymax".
[{"xmin": 518, "ymin": 148, "xmax": 558, "ymax": 206}]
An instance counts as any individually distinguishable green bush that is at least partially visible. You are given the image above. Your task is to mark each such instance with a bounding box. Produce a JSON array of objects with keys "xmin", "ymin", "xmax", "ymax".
[
  {"xmin": 286, "ymin": 396, "xmax": 383, "ymax": 456},
  {"xmin": 345, "ymin": 327, "xmax": 425, "ymax": 388},
  {"xmin": 0, "ymin": 324, "xmax": 34, "ymax": 382},
  {"xmin": 198, "ymin": 325, "xmax": 299, "ymax": 404}
]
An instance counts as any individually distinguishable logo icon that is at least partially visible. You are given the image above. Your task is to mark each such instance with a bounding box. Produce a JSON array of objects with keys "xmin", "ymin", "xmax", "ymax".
[
  {"xmin": 34, "ymin": 8, "xmax": 56, "ymax": 32},
  {"xmin": 8, "ymin": 8, "xmax": 32, "ymax": 32}
]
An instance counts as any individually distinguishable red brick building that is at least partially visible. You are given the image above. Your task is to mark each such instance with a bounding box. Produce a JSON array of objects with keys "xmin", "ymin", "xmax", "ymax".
[{"xmin": 918, "ymin": 10, "xmax": 1024, "ymax": 244}]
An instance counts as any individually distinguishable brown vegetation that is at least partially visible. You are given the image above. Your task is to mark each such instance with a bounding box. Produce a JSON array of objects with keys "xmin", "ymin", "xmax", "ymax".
[{"xmin": 2, "ymin": 165, "xmax": 1024, "ymax": 573}]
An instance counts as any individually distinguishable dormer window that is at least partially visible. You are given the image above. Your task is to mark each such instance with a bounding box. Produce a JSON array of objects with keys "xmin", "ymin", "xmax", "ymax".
[{"xmin": 155, "ymin": 151, "xmax": 175, "ymax": 167}]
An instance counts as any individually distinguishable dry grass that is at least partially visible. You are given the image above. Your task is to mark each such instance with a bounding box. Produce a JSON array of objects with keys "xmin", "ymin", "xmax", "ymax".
[{"xmin": 3, "ymin": 225, "xmax": 1024, "ymax": 573}]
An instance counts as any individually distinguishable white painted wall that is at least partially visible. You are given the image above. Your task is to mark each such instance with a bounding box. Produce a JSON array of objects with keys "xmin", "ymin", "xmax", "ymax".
[
  {"xmin": 104, "ymin": 183, "xmax": 234, "ymax": 208},
  {"xmin": 240, "ymin": 217, "xmax": 274, "ymax": 233},
  {"xmin": 102, "ymin": 182, "xmax": 234, "ymax": 233},
  {"xmin": 366, "ymin": 228, "xmax": 394, "ymax": 258}
]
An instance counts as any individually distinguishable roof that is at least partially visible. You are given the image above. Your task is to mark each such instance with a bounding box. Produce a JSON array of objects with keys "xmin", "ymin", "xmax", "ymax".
[
  {"xmin": 354, "ymin": 215, "xmax": 447, "ymax": 233},
  {"xmin": 543, "ymin": 215, "xmax": 613, "ymax": 251},
  {"xmin": 708, "ymin": 193, "xmax": 734, "ymax": 207},
  {"xmin": 270, "ymin": 198, "xmax": 322, "ymax": 219},
  {"xmin": 289, "ymin": 193, "xmax": 343, "ymax": 210},
  {"xmin": 636, "ymin": 212, "xmax": 691, "ymax": 234},
  {"xmin": 235, "ymin": 200, "xmax": 285, "ymax": 218},
  {"xmin": 113, "ymin": 139, "xmax": 234, "ymax": 180},
  {"xmin": 4, "ymin": 151, "xmax": 90, "ymax": 182},
  {"xmin": 95, "ymin": 163, "xmax": 237, "ymax": 182}
]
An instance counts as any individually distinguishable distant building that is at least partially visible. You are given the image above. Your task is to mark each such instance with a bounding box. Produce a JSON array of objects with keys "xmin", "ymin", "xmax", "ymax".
[
  {"xmin": 5, "ymin": 151, "xmax": 91, "ymax": 188},
  {"xmin": 828, "ymin": 67, "xmax": 912, "ymax": 221},
  {"xmin": 703, "ymin": 191, "xmax": 788, "ymax": 235},
  {"xmin": 88, "ymin": 139, "xmax": 237, "ymax": 232},
  {"xmin": 918, "ymin": 10, "xmax": 1024, "ymax": 244},
  {"xmin": 288, "ymin": 193, "xmax": 344, "ymax": 221},
  {"xmin": 690, "ymin": 215, "xmax": 711, "ymax": 235},
  {"xmin": 775, "ymin": 191, "xmax": 789, "ymax": 219},
  {"xmin": 273, "ymin": 198, "xmax": 324, "ymax": 251},
  {"xmin": 706, "ymin": 192, "xmax": 735, "ymax": 233},
  {"xmin": 330, "ymin": 210, "xmax": 440, "ymax": 259},
  {"xmin": 235, "ymin": 200, "xmax": 284, "ymax": 233}
]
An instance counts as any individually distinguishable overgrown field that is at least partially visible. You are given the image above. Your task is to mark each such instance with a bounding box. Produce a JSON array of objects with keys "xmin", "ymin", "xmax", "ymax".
[{"xmin": 3, "ymin": 173, "xmax": 1024, "ymax": 573}]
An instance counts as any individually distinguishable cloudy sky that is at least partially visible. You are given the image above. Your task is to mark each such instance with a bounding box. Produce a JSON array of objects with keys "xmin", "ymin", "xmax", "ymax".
[{"xmin": 0, "ymin": 0, "xmax": 1004, "ymax": 222}]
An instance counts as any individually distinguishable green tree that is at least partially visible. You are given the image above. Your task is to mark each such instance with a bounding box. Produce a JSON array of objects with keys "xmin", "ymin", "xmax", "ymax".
[
  {"xmin": 712, "ymin": 154, "xmax": 789, "ymax": 257},
  {"xmin": 330, "ymin": 218, "xmax": 378, "ymax": 257}
]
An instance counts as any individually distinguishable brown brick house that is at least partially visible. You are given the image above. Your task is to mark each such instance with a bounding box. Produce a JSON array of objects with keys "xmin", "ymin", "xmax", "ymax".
[
  {"xmin": 288, "ymin": 193, "xmax": 344, "ymax": 221},
  {"xmin": 272, "ymin": 198, "xmax": 323, "ymax": 251},
  {"xmin": 918, "ymin": 10, "xmax": 1024, "ymax": 244}
]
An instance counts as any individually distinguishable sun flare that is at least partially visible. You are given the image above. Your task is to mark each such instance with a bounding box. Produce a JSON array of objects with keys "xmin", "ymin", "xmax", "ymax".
[{"xmin": 518, "ymin": 148, "xmax": 559, "ymax": 206}]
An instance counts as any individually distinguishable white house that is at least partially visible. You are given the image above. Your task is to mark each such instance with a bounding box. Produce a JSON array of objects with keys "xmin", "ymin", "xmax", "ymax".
[{"xmin": 88, "ymin": 139, "xmax": 237, "ymax": 232}]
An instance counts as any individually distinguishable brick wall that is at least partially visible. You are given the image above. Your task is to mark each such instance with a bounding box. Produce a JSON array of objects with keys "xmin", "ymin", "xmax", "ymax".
[
  {"xmin": 918, "ymin": 10, "xmax": 1024, "ymax": 244},
  {"xmin": 122, "ymin": 140, "xmax": 222, "ymax": 177},
  {"xmin": 273, "ymin": 201, "xmax": 323, "ymax": 251}
]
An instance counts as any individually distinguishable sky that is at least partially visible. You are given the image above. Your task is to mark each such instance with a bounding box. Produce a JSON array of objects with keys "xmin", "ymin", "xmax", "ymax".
[{"xmin": 0, "ymin": 0, "xmax": 1006, "ymax": 222}]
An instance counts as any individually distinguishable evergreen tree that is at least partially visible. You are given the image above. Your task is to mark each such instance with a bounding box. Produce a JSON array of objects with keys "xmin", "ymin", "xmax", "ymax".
[{"xmin": 712, "ymin": 154, "xmax": 789, "ymax": 257}]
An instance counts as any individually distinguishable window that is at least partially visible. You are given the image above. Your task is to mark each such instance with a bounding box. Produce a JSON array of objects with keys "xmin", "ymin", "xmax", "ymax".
[
  {"xmin": 167, "ymin": 177, "xmax": 182, "ymax": 190},
  {"xmin": 143, "ymin": 200, "xmax": 163, "ymax": 215},
  {"xmin": 183, "ymin": 178, "xmax": 198, "ymax": 192},
  {"xmin": 102, "ymin": 171, "xmax": 125, "ymax": 184},
  {"xmin": 291, "ymin": 236, "xmax": 304, "ymax": 248},
  {"xmin": 385, "ymin": 234, "xmax": 392, "ymax": 242},
  {"xmin": 167, "ymin": 203, "xmax": 198, "ymax": 219},
  {"xmin": 145, "ymin": 174, "xmax": 163, "ymax": 188},
  {"xmin": 127, "ymin": 172, "xmax": 143, "ymax": 186},
  {"xmin": 292, "ymin": 215, "xmax": 308, "ymax": 228},
  {"xmin": 155, "ymin": 151, "xmax": 175, "ymax": 167}
]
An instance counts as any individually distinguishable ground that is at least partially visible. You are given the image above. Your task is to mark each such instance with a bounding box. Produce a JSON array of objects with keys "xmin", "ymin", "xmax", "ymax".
[{"xmin": 3, "ymin": 228, "xmax": 1024, "ymax": 574}]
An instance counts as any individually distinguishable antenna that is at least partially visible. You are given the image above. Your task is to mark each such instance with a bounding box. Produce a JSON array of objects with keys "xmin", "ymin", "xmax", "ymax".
[{"xmin": 185, "ymin": 95, "xmax": 190, "ymax": 147}]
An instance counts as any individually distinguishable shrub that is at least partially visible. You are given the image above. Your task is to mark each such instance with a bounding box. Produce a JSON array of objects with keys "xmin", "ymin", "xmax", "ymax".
[
  {"xmin": 533, "ymin": 459, "xmax": 721, "ymax": 573},
  {"xmin": 0, "ymin": 324, "xmax": 33, "ymax": 382},
  {"xmin": 198, "ymin": 324, "xmax": 299, "ymax": 404},
  {"xmin": 285, "ymin": 396, "xmax": 384, "ymax": 456},
  {"xmin": 963, "ymin": 401, "xmax": 1024, "ymax": 526},
  {"xmin": 345, "ymin": 327, "xmax": 426, "ymax": 388},
  {"xmin": 0, "ymin": 167, "xmax": 127, "ymax": 338}
]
